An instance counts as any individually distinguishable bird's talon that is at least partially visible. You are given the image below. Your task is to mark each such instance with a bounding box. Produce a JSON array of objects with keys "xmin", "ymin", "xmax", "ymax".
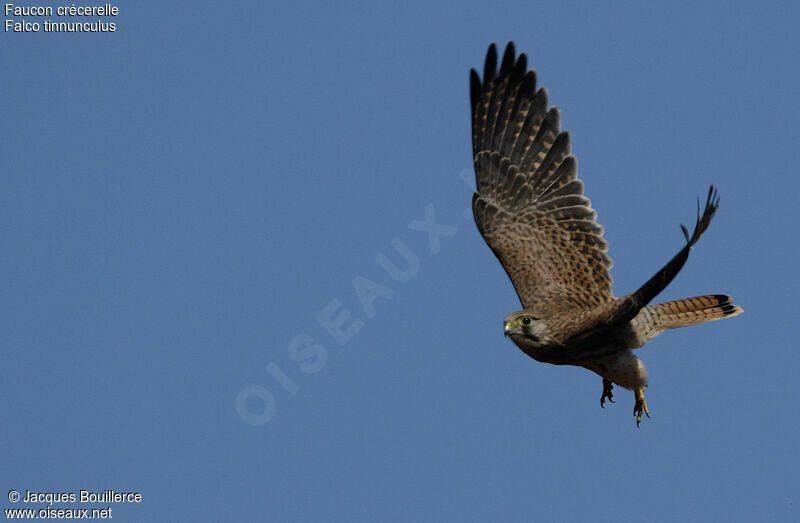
[
  {"xmin": 633, "ymin": 386, "xmax": 650, "ymax": 427},
  {"xmin": 600, "ymin": 379, "xmax": 614, "ymax": 408}
]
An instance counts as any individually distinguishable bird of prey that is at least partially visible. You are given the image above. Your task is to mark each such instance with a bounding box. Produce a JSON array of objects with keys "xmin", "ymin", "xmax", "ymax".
[{"xmin": 470, "ymin": 42, "xmax": 742, "ymax": 425}]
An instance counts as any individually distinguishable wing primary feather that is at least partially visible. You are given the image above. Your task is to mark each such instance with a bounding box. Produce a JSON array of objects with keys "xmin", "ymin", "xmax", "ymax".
[
  {"xmin": 522, "ymin": 106, "xmax": 561, "ymax": 175},
  {"xmin": 483, "ymin": 43, "xmax": 497, "ymax": 86},
  {"xmin": 500, "ymin": 42, "xmax": 516, "ymax": 74},
  {"xmin": 470, "ymin": 69, "xmax": 482, "ymax": 118}
]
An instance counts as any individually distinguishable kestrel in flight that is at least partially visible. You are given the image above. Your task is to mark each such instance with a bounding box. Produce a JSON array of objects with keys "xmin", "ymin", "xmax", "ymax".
[{"xmin": 470, "ymin": 42, "xmax": 742, "ymax": 425}]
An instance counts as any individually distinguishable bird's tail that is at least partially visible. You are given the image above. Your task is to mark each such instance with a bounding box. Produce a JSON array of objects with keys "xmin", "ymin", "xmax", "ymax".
[{"xmin": 632, "ymin": 294, "xmax": 743, "ymax": 344}]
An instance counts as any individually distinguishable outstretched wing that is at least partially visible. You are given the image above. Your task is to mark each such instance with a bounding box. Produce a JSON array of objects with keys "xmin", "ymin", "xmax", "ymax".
[
  {"xmin": 471, "ymin": 42, "xmax": 614, "ymax": 316},
  {"xmin": 589, "ymin": 186, "xmax": 722, "ymax": 329}
]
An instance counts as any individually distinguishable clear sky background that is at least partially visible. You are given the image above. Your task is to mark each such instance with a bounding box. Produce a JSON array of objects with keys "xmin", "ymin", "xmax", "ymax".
[{"xmin": 2, "ymin": 1, "xmax": 799, "ymax": 521}]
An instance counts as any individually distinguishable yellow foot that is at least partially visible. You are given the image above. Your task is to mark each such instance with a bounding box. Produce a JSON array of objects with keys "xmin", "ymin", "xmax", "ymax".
[
  {"xmin": 634, "ymin": 386, "xmax": 650, "ymax": 427},
  {"xmin": 600, "ymin": 379, "xmax": 614, "ymax": 408}
]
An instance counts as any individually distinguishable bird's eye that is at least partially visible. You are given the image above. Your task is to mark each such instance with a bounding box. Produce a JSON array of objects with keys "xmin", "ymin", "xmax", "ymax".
[{"xmin": 519, "ymin": 317, "xmax": 532, "ymax": 326}]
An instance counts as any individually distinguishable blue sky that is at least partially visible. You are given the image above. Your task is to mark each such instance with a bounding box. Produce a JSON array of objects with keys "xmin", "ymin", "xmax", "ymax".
[{"xmin": 2, "ymin": 1, "xmax": 799, "ymax": 521}]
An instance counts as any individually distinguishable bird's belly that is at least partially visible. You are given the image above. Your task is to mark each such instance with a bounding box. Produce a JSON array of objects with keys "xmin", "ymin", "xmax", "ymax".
[{"xmin": 579, "ymin": 350, "xmax": 648, "ymax": 390}]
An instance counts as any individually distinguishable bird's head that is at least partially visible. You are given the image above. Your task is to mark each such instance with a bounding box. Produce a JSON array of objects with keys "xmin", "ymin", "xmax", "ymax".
[{"xmin": 503, "ymin": 310, "xmax": 554, "ymax": 349}]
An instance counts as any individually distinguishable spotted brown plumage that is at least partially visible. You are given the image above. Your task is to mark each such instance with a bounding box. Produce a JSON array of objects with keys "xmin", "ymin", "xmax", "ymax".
[{"xmin": 471, "ymin": 42, "xmax": 742, "ymax": 426}]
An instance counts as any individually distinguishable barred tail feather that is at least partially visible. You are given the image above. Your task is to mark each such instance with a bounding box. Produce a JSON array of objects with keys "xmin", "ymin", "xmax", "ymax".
[
  {"xmin": 651, "ymin": 294, "xmax": 742, "ymax": 329},
  {"xmin": 632, "ymin": 294, "xmax": 743, "ymax": 344}
]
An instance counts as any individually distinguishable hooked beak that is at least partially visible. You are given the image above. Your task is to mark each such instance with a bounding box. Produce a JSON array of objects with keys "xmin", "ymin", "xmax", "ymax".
[{"xmin": 504, "ymin": 321, "xmax": 513, "ymax": 337}]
